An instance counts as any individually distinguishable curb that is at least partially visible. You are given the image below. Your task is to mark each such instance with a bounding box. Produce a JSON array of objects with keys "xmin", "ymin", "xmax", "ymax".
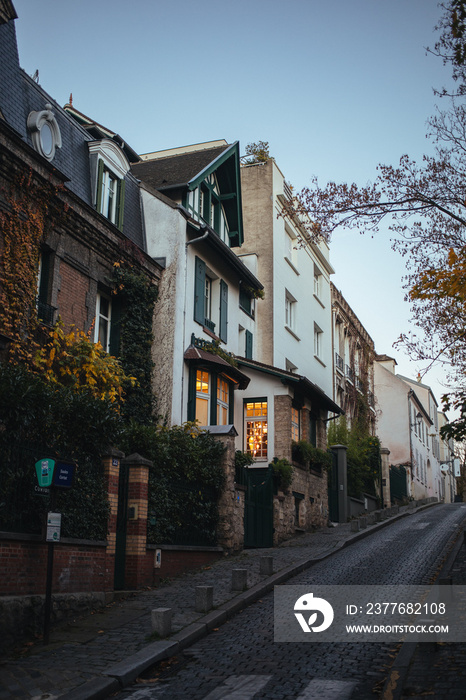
[
  {"xmin": 379, "ymin": 521, "xmax": 466, "ymax": 700},
  {"xmin": 59, "ymin": 502, "xmax": 441, "ymax": 700}
]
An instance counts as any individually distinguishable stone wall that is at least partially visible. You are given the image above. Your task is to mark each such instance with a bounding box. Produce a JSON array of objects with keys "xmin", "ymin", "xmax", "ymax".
[
  {"xmin": 272, "ymin": 395, "xmax": 329, "ymax": 544},
  {"xmin": 214, "ymin": 428, "xmax": 245, "ymax": 552}
]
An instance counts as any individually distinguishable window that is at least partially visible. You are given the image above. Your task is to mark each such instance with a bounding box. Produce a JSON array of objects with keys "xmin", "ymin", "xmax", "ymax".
[
  {"xmin": 245, "ymin": 400, "xmax": 268, "ymax": 460},
  {"xmin": 96, "ymin": 160, "xmax": 125, "ymax": 228},
  {"xmin": 194, "ymin": 257, "xmax": 228, "ymax": 340},
  {"xmin": 285, "ymin": 228, "xmax": 297, "ymax": 268},
  {"xmin": 95, "ymin": 292, "xmax": 112, "ymax": 353},
  {"xmin": 37, "ymin": 250, "xmax": 55, "ymax": 326},
  {"xmin": 27, "ymin": 104, "xmax": 62, "ymax": 162},
  {"xmin": 285, "ymin": 290, "xmax": 297, "ymax": 331},
  {"xmin": 314, "ymin": 324, "xmax": 323, "ymax": 358},
  {"xmin": 89, "ymin": 141, "xmax": 129, "ymax": 231},
  {"xmin": 196, "ymin": 370, "xmax": 210, "ymax": 425},
  {"xmin": 291, "ymin": 407, "xmax": 300, "ymax": 442},
  {"xmin": 204, "ymin": 276, "xmax": 212, "ymax": 322},
  {"xmin": 239, "ymin": 287, "xmax": 254, "ymax": 317},
  {"xmin": 314, "ymin": 266, "xmax": 322, "ymax": 298},
  {"xmin": 190, "ymin": 368, "xmax": 233, "ymax": 426},
  {"xmin": 217, "ymin": 377, "xmax": 229, "ymax": 425}
]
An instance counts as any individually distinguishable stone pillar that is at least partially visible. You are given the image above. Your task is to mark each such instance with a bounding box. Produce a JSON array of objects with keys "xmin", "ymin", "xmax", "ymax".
[
  {"xmin": 102, "ymin": 448, "xmax": 124, "ymax": 590},
  {"xmin": 330, "ymin": 444, "xmax": 348, "ymax": 524},
  {"xmin": 274, "ymin": 394, "xmax": 293, "ymax": 462},
  {"xmin": 380, "ymin": 447, "xmax": 391, "ymax": 509},
  {"xmin": 209, "ymin": 425, "xmax": 243, "ymax": 552},
  {"xmin": 123, "ymin": 453, "xmax": 153, "ymax": 589}
]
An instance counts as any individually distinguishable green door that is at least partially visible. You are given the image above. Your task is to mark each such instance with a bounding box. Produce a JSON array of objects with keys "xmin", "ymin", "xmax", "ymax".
[
  {"xmin": 114, "ymin": 461, "xmax": 129, "ymax": 590},
  {"xmin": 390, "ymin": 465, "xmax": 408, "ymax": 503},
  {"xmin": 328, "ymin": 450, "xmax": 339, "ymax": 522},
  {"xmin": 244, "ymin": 466, "xmax": 274, "ymax": 548}
]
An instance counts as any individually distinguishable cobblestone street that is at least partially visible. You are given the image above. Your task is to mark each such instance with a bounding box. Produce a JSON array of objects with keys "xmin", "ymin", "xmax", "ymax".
[{"xmin": 114, "ymin": 504, "xmax": 466, "ymax": 700}]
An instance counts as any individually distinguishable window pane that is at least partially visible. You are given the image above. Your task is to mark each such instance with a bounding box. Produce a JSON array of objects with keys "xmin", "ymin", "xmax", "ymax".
[{"xmin": 196, "ymin": 397, "xmax": 209, "ymax": 425}]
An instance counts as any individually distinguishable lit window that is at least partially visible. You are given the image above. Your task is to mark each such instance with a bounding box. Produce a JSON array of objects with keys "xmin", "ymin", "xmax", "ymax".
[
  {"xmin": 196, "ymin": 370, "xmax": 210, "ymax": 425},
  {"xmin": 95, "ymin": 292, "xmax": 112, "ymax": 353},
  {"xmin": 291, "ymin": 407, "xmax": 300, "ymax": 442},
  {"xmin": 245, "ymin": 400, "xmax": 268, "ymax": 460},
  {"xmin": 217, "ymin": 377, "xmax": 229, "ymax": 425}
]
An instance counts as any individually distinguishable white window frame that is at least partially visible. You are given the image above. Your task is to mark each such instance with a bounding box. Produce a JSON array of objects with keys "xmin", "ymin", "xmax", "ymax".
[
  {"xmin": 285, "ymin": 290, "xmax": 297, "ymax": 331},
  {"xmin": 245, "ymin": 400, "xmax": 268, "ymax": 461},
  {"xmin": 195, "ymin": 369, "xmax": 211, "ymax": 426},
  {"xmin": 94, "ymin": 292, "xmax": 112, "ymax": 353},
  {"xmin": 314, "ymin": 324, "xmax": 323, "ymax": 359},
  {"xmin": 217, "ymin": 377, "xmax": 229, "ymax": 426}
]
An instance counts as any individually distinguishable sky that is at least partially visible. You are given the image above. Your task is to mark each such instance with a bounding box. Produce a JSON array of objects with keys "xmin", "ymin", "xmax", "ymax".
[{"xmin": 11, "ymin": 0, "xmax": 457, "ymax": 412}]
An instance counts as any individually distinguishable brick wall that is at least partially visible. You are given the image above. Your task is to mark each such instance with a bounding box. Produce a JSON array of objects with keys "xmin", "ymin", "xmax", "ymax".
[
  {"xmin": 0, "ymin": 537, "xmax": 109, "ymax": 595},
  {"xmin": 56, "ymin": 260, "xmax": 90, "ymax": 330}
]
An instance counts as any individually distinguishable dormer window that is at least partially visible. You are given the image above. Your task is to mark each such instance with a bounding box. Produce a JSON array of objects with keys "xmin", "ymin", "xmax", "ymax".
[
  {"xmin": 88, "ymin": 140, "xmax": 129, "ymax": 230},
  {"xmin": 27, "ymin": 103, "xmax": 62, "ymax": 162}
]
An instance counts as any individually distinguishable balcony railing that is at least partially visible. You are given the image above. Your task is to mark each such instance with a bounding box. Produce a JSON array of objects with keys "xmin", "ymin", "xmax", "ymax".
[
  {"xmin": 345, "ymin": 365, "xmax": 354, "ymax": 383},
  {"xmin": 204, "ymin": 318, "xmax": 216, "ymax": 333},
  {"xmin": 335, "ymin": 353, "xmax": 344, "ymax": 372},
  {"xmin": 356, "ymin": 376, "xmax": 365, "ymax": 393}
]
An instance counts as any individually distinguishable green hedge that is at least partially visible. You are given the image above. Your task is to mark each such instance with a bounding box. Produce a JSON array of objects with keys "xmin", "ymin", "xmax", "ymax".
[{"xmin": 0, "ymin": 364, "xmax": 119, "ymax": 539}]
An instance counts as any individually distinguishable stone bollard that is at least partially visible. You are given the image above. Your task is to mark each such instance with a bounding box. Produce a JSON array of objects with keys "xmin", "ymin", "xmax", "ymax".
[
  {"xmin": 358, "ymin": 516, "xmax": 367, "ymax": 529},
  {"xmin": 195, "ymin": 586, "xmax": 214, "ymax": 613},
  {"xmin": 367, "ymin": 513, "xmax": 375, "ymax": 526},
  {"xmin": 260, "ymin": 557, "xmax": 274, "ymax": 576},
  {"xmin": 232, "ymin": 569, "xmax": 248, "ymax": 591},
  {"xmin": 151, "ymin": 608, "xmax": 172, "ymax": 637},
  {"xmin": 350, "ymin": 519, "xmax": 360, "ymax": 533},
  {"xmin": 392, "ymin": 505, "xmax": 399, "ymax": 515},
  {"xmin": 374, "ymin": 511, "xmax": 382, "ymax": 522},
  {"xmin": 408, "ymin": 500, "xmax": 415, "ymax": 510}
]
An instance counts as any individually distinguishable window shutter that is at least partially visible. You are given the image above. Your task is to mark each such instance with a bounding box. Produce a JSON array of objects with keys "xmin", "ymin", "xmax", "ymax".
[
  {"xmin": 116, "ymin": 177, "xmax": 126, "ymax": 231},
  {"xmin": 245, "ymin": 330, "xmax": 253, "ymax": 359},
  {"xmin": 194, "ymin": 257, "xmax": 206, "ymax": 324},
  {"xmin": 219, "ymin": 279, "xmax": 228, "ymax": 342},
  {"xmin": 96, "ymin": 158, "xmax": 105, "ymax": 212},
  {"xmin": 187, "ymin": 366, "xmax": 196, "ymax": 421},
  {"xmin": 109, "ymin": 297, "xmax": 122, "ymax": 357}
]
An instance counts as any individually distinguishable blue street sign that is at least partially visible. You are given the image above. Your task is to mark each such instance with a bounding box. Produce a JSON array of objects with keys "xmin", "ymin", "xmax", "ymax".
[{"xmin": 53, "ymin": 461, "xmax": 76, "ymax": 488}]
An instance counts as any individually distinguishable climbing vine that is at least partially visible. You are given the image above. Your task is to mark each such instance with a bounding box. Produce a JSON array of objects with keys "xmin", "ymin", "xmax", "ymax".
[
  {"xmin": 112, "ymin": 262, "xmax": 158, "ymax": 424},
  {"xmin": 0, "ymin": 170, "xmax": 61, "ymax": 365}
]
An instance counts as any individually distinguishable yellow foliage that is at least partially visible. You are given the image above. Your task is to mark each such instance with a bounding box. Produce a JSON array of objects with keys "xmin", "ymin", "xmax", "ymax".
[{"xmin": 33, "ymin": 320, "xmax": 136, "ymax": 407}]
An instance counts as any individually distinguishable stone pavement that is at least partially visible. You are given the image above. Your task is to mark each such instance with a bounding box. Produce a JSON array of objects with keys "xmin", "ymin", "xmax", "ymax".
[
  {"xmin": 394, "ymin": 522, "xmax": 466, "ymax": 700},
  {"xmin": 0, "ymin": 502, "xmax": 443, "ymax": 700}
]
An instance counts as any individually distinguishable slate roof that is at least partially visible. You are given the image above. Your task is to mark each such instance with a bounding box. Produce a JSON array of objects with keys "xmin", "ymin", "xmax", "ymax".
[{"xmin": 131, "ymin": 144, "xmax": 230, "ymax": 191}]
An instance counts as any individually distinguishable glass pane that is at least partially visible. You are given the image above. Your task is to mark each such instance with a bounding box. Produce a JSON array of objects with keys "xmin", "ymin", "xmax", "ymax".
[
  {"xmin": 196, "ymin": 396, "xmax": 209, "ymax": 425},
  {"xmin": 40, "ymin": 123, "xmax": 53, "ymax": 155},
  {"xmin": 98, "ymin": 318, "xmax": 108, "ymax": 348}
]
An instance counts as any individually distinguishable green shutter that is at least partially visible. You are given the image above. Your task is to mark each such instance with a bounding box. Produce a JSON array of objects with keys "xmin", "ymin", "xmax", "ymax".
[
  {"xmin": 96, "ymin": 158, "xmax": 105, "ymax": 212},
  {"xmin": 116, "ymin": 178, "xmax": 125, "ymax": 231},
  {"xmin": 245, "ymin": 330, "xmax": 253, "ymax": 359},
  {"xmin": 219, "ymin": 279, "xmax": 228, "ymax": 342},
  {"xmin": 109, "ymin": 297, "xmax": 122, "ymax": 357},
  {"xmin": 194, "ymin": 257, "xmax": 206, "ymax": 324},
  {"xmin": 187, "ymin": 366, "xmax": 197, "ymax": 421}
]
